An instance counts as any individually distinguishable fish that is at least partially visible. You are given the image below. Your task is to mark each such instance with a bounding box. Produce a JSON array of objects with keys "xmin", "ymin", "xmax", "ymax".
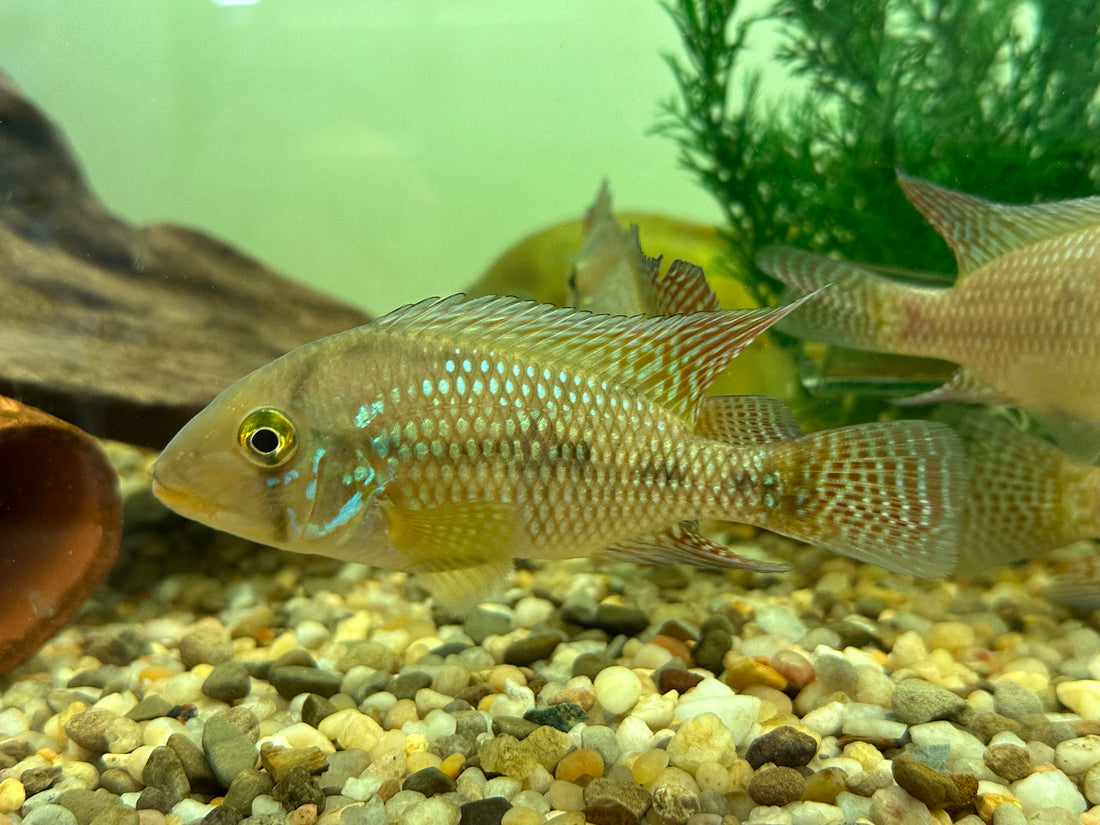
[
  {"xmin": 756, "ymin": 174, "xmax": 1100, "ymax": 451},
  {"xmin": 151, "ymin": 293, "xmax": 965, "ymax": 611},
  {"xmin": 930, "ymin": 408, "xmax": 1100, "ymax": 573}
]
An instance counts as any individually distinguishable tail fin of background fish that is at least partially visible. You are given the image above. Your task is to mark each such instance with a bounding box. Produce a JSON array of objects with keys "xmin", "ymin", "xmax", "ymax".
[
  {"xmin": 937, "ymin": 408, "xmax": 1100, "ymax": 572},
  {"xmin": 755, "ymin": 246, "xmax": 939, "ymax": 354},
  {"xmin": 751, "ymin": 420, "xmax": 966, "ymax": 577},
  {"xmin": 1045, "ymin": 555, "xmax": 1100, "ymax": 610}
]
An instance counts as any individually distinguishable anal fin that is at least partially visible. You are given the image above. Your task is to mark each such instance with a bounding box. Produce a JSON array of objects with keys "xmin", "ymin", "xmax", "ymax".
[
  {"xmin": 602, "ymin": 522, "xmax": 789, "ymax": 573},
  {"xmin": 697, "ymin": 395, "xmax": 803, "ymax": 445}
]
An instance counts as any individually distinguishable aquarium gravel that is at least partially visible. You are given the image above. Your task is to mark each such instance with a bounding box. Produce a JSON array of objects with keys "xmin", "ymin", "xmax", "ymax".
[{"xmin": 3, "ymin": 450, "xmax": 1100, "ymax": 825}]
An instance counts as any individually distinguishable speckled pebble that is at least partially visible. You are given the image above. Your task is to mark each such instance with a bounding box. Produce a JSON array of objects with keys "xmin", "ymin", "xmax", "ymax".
[
  {"xmin": 203, "ymin": 714, "xmax": 259, "ymax": 789},
  {"xmin": 273, "ymin": 766, "xmax": 325, "ymax": 814},
  {"xmin": 524, "ymin": 703, "xmax": 588, "ymax": 733},
  {"xmin": 142, "ymin": 746, "xmax": 190, "ymax": 805},
  {"xmin": 993, "ymin": 679, "xmax": 1044, "ymax": 719},
  {"xmin": 65, "ymin": 709, "xmax": 120, "ymax": 753},
  {"xmin": 690, "ymin": 630, "xmax": 731, "ymax": 675},
  {"xmin": 667, "ymin": 713, "xmax": 735, "ymax": 772},
  {"xmin": 179, "ymin": 626, "xmax": 233, "ymax": 668},
  {"xmin": 891, "ymin": 754, "xmax": 976, "ymax": 812},
  {"xmin": 747, "ymin": 766, "xmax": 804, "ymax": 806},
  {"xmin": 891, "ymin": 678, "xmax": 968, "ymax": 725}
]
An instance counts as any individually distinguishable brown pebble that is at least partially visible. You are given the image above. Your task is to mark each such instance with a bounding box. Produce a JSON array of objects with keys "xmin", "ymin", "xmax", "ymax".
[
  {"xmin": 983, "ymin": 744, "xmax": 1032, "ymax": 782},
  {"xmin": 584, "ymin": 799, "xmax": 639, "ymax": 825},
  {"xmin": 747, "ymin": 766, "xmax": 804, "ymax": 806},
  {"xmin": 377, "ymin": 777, "xmax": 401, "ymax": 802},
  {"xmin": 649, "ymin": 635, "xmax": 691, "ymax": 662},
  {"xmin": 656, "ymin": 620, "xmax": 698, "ymax": 644},
  {"xmin": 549, "ymin": 688, "xmax": 596, "ymax": 711},
  {"xmin": 770, "ymin": 649, "xmax": 815, "ymax": 691},
  {"xmin": 892, "ymin": 754, "xmax": 977, "ymax": 813},
  {"xmin": 657, "ymin": 669, "xmax": 704, "ymax": 695},
  {"xmin": 745, "ymin": 726, "xmax": 818, "ymax": 769}
]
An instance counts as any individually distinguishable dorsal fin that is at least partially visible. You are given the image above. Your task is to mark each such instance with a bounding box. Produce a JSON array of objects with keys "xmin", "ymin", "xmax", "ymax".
[
  {"xmin": 646, "ymin": 259, "xmax": 723, "ymax": 315},
  {"xmin": 373, "ymin": 293, "xmax": 814, "ymax": 421},
  {"xmin": 898, "ymin": 173, "xmax": 1100, "ymax": 277}
]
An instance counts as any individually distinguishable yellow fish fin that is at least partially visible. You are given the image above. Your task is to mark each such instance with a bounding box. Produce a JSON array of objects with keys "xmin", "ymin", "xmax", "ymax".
[
  {"xmin": 382, "ymin": 500, "xmax": 517, "ymax": 613},
  {"xmin": 374, "ymin": 293, "xmax": 813, "ymax": 421},
  {"xmin": 895, "ymin": 367, "xmax": 1012, "ymax": 407},
  {"xmin": 898, "ymin": 173, "xmax": 1100, "ymax": 277},
  {"xmin": 697, "ymin": 395, "xmax": 804, "ymax": 445},
  {"xmin": 602, "ymin": 521, "xmax": 789, "ymax": 573}
]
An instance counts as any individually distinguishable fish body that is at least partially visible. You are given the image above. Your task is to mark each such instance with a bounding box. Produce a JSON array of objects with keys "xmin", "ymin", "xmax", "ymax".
[
  {"xmin": 152, "ymin": 294, "xmax": 964, "ymax": 610},
  {"xmin": 757, "ymin": 175, "xmax": 1100, "ymax": 422}
]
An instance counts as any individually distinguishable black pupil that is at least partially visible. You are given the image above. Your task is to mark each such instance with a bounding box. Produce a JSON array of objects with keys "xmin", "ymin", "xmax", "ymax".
[{"xmin": 249, "ymin": 428, "xmax": 281, "ymax": 455}]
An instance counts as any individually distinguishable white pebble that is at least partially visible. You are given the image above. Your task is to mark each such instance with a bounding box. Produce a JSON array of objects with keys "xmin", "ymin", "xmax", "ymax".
[
  {"xmin": 268, "ymin": 721, "xmax": 336, "ymax": 752},
  {"xmin": 787, "ymin": 800, "xmax": 845, "ymax": 825},
  {"xmin": 909, "ymin": 721, "xmax": 986, "ymax": 767},
  {"xmin": 1084, "ymin": 762, "xmax": 1100, "ymax": 804},
  {"xmin": 143, "ymin": 716, "xmax": 189, "ymax": 747},
  {"xmin": 401, "ymin": 796, "xmax": 461, "ymax": 825},
  {"xmin": 615, "ymin": 715, "xmax": 655, "ymax": 755},
  {"xmin": 513, "ymin": 597, "xmax": 555, "ymax": 628},
  {"xmin": 667, "ymin": 713, "xmax": 736, "ymax": 772},
  {"xmin": 252, "ymin": 795, "xmax": 285, "ymax": 817},
  {"xmin": 1055, "ymin": 735, "xmax": 1100, "ymax": 775},
  {"xmin": 295, "ymin": 619, "xmax": 331, "ymax": 649},
  {"xmin": 802, "ymin": 702, "xmax": 844, "ymax": 737},
  {"xmin": 834, "ymin": 791, "xmax": 872, "ymax": 824},
  {"xmin": 676, "ymin": 678, "xmax": 760, "ymax": 745},
  {"xmin": 840, "ymin": 703, "xmax": 906, "ymax": 741},
  {"xmin": 385, "ymin": 790, "xmax": 426, "ymax": 821},
  {"xmin": 593, "ymin": 666, "xmax": 642, "ymax": 715},
  {"xmin": 632, "ymin": 692, "xmax": 676, "ymax": 731},
  {"xmin": 869, "ymin": 785, "xmax": 930, "ymax": 825},
  {"xmin": 172, "ymin": 798, "xmax": 217, "ymax": 821},
  {"xmin": 754, "ymin": 605, "xmax": 807, "ymax": 641},
  {"xmin": 1013, "ymin": 769, "xmax": 1087, "ymax": 816},
  {"xmin": 344, "ymin": 775, "xmax": 383, "ymax": 802},
  {"xmin": 0, "ymin": 708, "xmax": 29, "ymax": 737},
  {"xmin": 485, "ymin": 776, "xmax": 522, "ymax": 800}
]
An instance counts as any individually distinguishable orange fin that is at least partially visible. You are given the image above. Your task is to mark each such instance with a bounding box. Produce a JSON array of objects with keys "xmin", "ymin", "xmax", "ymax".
[
  {"xmin": 374, "ymin": 293, "xmax": 815, "ymax": 422},
  {"xmin": 602, "ymin": 522, "xmax": 789, "ymax": 573},
  {"xmin": 896, "ymin": 367, "xmax": 1012, "ymax": 407},
  {"xmin": 697, "ymin": 395, "xmax": 803, "ymax": 445},
  {"xmin": 760, "ymin": 421, "xmax": 966, "ymax": 577},
  {"xmin": 898, "ymin": 173, "xmax": 1100, "ymax": 277},
  {"xmin": 384, "ymin": 500, "xmax": 517, "ymax": 613}
]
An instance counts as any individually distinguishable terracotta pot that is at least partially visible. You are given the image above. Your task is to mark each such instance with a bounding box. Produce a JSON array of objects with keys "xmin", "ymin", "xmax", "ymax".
[{"xmin": 0, "ymin": 395, "xmax": 122, "ymax": 673}]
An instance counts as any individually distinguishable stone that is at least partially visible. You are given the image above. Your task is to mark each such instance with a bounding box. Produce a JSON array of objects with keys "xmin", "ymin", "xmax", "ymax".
[
  {"xmin": 524, "ymin": 726, "xmax": 573, "ymax": 771},
  {"xmin": 583, "ymin": 800, "xmax": 639, "ymax": 825},
  {"xmin": 985, "ymin": 748, "xmax": 1034, "ymax": 783},
  {"xmin": 502, "ymin": 633, "xmax": 562, "ymax": 667},
  {"xmin": 993, "ymin": 680, "xmax": 1044, "ymax": 719},
  {"xmin": 458, "ymin": 797, "xmax": 512, "ymax": 825},
  {"xmin": 690, "ymin": 629, "xmax": 731, "ymax": 675},
  {"xmin": 260, "ymin": 746, "xmax": 327, "ymax": 781},
  {"xmin": 656, "ymin": 669, "xmax": 704, "ymax": 695},
  {"xmin": 141, "ymin": 745, "xmax": 190, "ymax": 806},
  {"xmin": 301, "ymin": 694, "xmax": 337, "ymax": 729},
  {"xmin": 401, "ymin": 797, "xmax": 461, "ymax": 825},
  {"xmin": 1056, "ymin": 680, "xmax": 1100, "ymax": 718},
  {"xmin": 478, "ymin": 735, "xmax": 538, "ymax": 780},
  {"xmin": 23, "ymin": 804, "xmax": 79, "ymax": 825},
  {"xmin": 651, "ymin": 781, "xmax": 700, "ymax": 823},
  {"xmin": 135, "ymin": 788, "xmax": 175, "ymax": 814},
  {"xmin": 64, "ymin": 709, "xmax": 118, "ymax": 752},
  {"xmin": 464, "ymin": 606, "xmax": 515, "ymax": 645},
  {"xmin": 202, "ymin": 661, "xmax": 252, "ymax": 702},
  {"xmin": 167, "ymin": 732, "xmax": 222, "ymax": 795},
  {"xmin": 22, "ymin": 766, "xmax": 60, "ymax": 795},
  {"xmin": 593, "ymin": 666, "xmax": 642, "ymax": 715},
  {"xmin": 523, "ymin": 703, "xmax": 588, "ymax": 732},
  {"xmin": 127, "ymin": 695, "xmax": 173, "ymax": 722},
  {"xmin": 1054, "ymin": 734, "xmax": 1100, "ymax": 775},
  {"xmin": 747, "ymin": 766, "xmax": 805, "ymax": 807},
  {"xmin": 555, "ymin": 749, "xmax": 604, "ymax": 783},
  {"xmin": 493, "ymin": 716, "xmax": 538, "ymax": 739},
  {"xmin": 1013, "ymin": 767, "xmax": 1087, "ymax": 816},
  {"xmin": 0, "ymin": 777, "xmax": 24, "ymax": 813},
  {"xmin": 668, "ymin": 713, "xmax": 736, "ymax": 772},
  {"xmin": 272, "ymin": 766, "xmax": 325, "ymax": 814},
  {"xmin": 745, "ymin": 725, "xmax": 818, "ymax": 769},
  {"xmin": 590, "ymin": 605, "xmax": 649, "ymax": 637},
  {"xmin": 891, "ymin": 754, "xmax": 976, "ymax": 813},
  {"xmin": 223, "ymin": 769, "xmax": 274, "ymax": 816},
  {"xmin": 203, "ymin": 714, "xmax": 259, "ymax": 789},
  {"xmin": 179, "ymin": 627, "xmax": 233, "ymax": 668},
  {"xmin": 571, "ymin": 653, "xmax": 616, "ymax": 681},
  {"xmin": 202, "ymin": 808, "xmax": 242, "ymax": 825},
  {"xmin": 99, "ymin": 769, "xmax": 140, "ymax": 795},
  {"xmin": 269, "ymin": 665, "xmax": 342, "ymax": 700},
  {"xmin": 583, "ymin": 779, "xmax": 651, "ymax": 819},
  {"xmin": 88, "ymin": 806, "xmax": 139, "ymax": 825},
  {"xmin": 891, "ymin": 679, "xmax": 968, "ymax": 725},
  {"xmin": 403, "ymin": 767, "xmax": 457, "ymax": 796},
  {"xmin": 391, "ymin": 671, "xmax": 433, "ymax": 700}
]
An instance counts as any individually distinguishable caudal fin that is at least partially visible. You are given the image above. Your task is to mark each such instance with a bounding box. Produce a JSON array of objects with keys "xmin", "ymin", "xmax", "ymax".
[
  {"xmin": 755, "ymin": 246, "xmax": 937, "ymax": 355},
  {"xmin": 757, "ymin": 420, "xmax": 966, "ymax": 577}
]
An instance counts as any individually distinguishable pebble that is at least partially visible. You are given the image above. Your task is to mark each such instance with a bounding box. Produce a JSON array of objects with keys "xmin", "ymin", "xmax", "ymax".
[
  {"xmin": 502, "ymin": 633, "xmax": 562, "ymax": 667},
  {"xmin": 1056, "ymin": 680, "xmax": 1100, "ymax": 718},
  {"xmin": 203, "ymin": 714, "xmax": 259, "ymax": 789},
  {"xmin": 745, "ymin": 725, "xmax": 818, "ymax": 768},
  {"xmin": 458, "ymin": 796, "xmax": 512, "ymax": 825},
  {"xmin": 524, "ymin": 703, "xmax": 588, "ymax": 733},
  {"xmin": 269, "ymin": 665, "xmax": 343, "ymax": 700},
  {"xmin": 202, "ymin": 661, "xmax": 252, "ymax": 702},
  {"xmin": 667, "ymin": 713, "xmax": 735, "ymax": 772},
  {"xmin": 748, "ymin": 765, "xmax": 805, "ymax": 806},
  {"xmin": 1054, "ymin": 734, "xmax": 1100, "ymax": 775},
  {"xmin": 690, "ymin": 630, "xmax": 731, "ymax": 675},
  {"xmin": 593, "ymin": 667, "xmax": 642, "ymax": 716},
  {"xmin": 993, "ymin": 679, "xmax": 1044, "ymax": 719},
  {"xmin": 891, "ymin": 678, "xmax": 968, "ymax": 725},
  {"xmin": 891, "ymin": 754, "xmax": 976, "ymax": 812},
  {"xmin": 142, "ymin": 746, "xmax": 190, "ymax": 805},
  {"xmin": 554, "ymin": 749, "xmax": 604, "ymax": 782},
  {"xmin": 179, "ymin": 626, "xmax": 233, "ymax": 668},
  {"xmin": 24, "ymin": 803, "xmax": 79, "ymax": 825},
  {"xmin": 1013, "ymin": 768, "xmax": 1087, "ymax": 816}
]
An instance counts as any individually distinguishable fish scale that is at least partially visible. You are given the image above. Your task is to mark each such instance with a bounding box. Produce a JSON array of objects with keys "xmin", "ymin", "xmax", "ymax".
[{"xmin": 152, "ymin": 292, "xmax": 965, "ymax": 611}]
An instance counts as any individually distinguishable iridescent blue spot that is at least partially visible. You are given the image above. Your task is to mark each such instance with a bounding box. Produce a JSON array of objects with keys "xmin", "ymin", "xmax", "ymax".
[
  {"xmin": 480, "ymin": 359, "xmax": 490, "ymax": 372},
  {"xmin": 456, "ymin": 376, "xmax": 467, "ymax": 394},
  {"xmin": 445, "ymin": 359, "xmax": 456, "ymax": 373},
  {"xmin": 439, "ymin": 378, "xmax": 450, "ymax": 393},
  {"xmin": 305, "ymin": 480, "xmax": 317, "ymax": 501},
  {"xmin": 354, "ymin": 465, "xmax": 374, "ymax": 483},
  {"xmin": 422, "ymin": 379, "xmax": 433, "ymax": 396},
  {"xmin": 463, "ymin": 359, "xmax": 473, "ymax": 372},
  {"xmin": 265, "ymin": 477, "xmax": 281, "ymax": 487},
  {"xmin": 306, "ymin": 492, "xmax": 364, "ymax": 537},
  {"xmin": 371, "ymin": 437, "xmax": 389, "ymax": 458},
  {"xmin": 489, "ymin": 377, "xmax": 500, "ymax": 394},
  {"xmin": 473, "ymin": 379, "xmax": 484, "ymax": 395},
  {"xmin": 353, "ymin": 400, "xmax": 384, "ymax": 429},
  {"xmin": 311, "ymin": 448, "xmax": 326, "ymax": 473}
]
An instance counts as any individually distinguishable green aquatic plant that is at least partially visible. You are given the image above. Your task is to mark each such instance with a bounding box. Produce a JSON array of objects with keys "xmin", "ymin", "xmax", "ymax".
[{"xmin": 658, "ymin": 0, "xmax": 1100, "ymax": 304}]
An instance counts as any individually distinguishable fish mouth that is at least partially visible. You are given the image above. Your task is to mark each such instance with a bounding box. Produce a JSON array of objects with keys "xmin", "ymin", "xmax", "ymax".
[{"xmin": 150, "ymin": 479, "xmax": 220, "ymax": 520}]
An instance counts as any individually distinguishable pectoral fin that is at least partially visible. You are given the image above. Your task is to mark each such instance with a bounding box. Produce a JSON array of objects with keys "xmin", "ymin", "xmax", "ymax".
[{"xmin": 383, "ymin": 500, "xmax": 519, "ymax": 613}]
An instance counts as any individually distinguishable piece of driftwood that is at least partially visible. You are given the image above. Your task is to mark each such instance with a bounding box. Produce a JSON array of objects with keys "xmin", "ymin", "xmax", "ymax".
[{"xmin": 0, "ymin": 71, "xmax": 369, "ymax": 448}]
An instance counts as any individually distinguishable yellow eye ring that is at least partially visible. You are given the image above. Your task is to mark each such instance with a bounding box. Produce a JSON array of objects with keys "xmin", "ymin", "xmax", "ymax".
[{"xmin": 238, "ymin": 407, "xmax": 297, "ymax": 467}]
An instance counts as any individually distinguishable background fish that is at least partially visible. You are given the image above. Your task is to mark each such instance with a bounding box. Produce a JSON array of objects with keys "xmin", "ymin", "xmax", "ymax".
[
  {"xmin": 756, "ymin": 174, "xmax": 1100, "ymax": 452},
  {"xmin": 152, "ymin": 293, "xmax": 965, "ymax": 611}
]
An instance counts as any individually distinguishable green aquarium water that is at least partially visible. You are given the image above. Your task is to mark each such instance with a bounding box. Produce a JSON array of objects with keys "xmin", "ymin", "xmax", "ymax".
[{"xmin": 0, "ymin": 0, "xmax": 783, "ymax": 314}]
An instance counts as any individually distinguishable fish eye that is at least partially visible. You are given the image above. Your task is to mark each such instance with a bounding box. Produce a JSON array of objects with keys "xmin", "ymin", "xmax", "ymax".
[{"xmin": 237, "ymin": 407, "xmax": 297, "ymax": 467}]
